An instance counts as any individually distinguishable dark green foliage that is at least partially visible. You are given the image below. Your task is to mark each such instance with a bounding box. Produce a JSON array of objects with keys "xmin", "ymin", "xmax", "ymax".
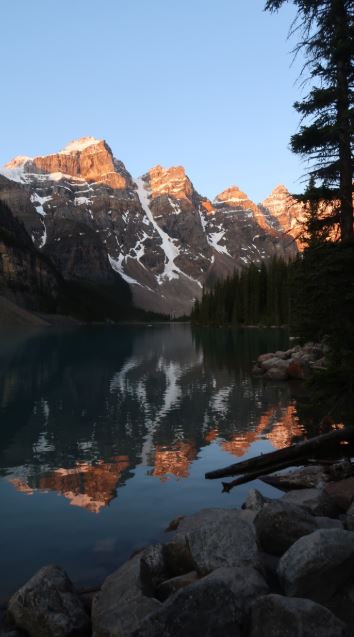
[
  {"xmin": 191, "ymin": 258, "xmax": 290, "ymax": 327},
  {"xmin": 290, "ymin": 243, "xmax": 354, "ymax": 364},
  {"xmin": 265, "ymin": 0, "xmax": 354, "ymax": 242}
]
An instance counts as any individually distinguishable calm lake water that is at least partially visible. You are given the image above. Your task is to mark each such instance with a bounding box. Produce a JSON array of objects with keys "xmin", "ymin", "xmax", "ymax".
[{"xmin": 0, "ymin": 324, "xmax": 305, "ymax": 597}]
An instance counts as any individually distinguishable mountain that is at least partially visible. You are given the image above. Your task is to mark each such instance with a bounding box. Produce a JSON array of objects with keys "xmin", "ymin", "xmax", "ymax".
[
  {"xmin": 260, "ymin": 184, "xmax": 306, "ymax": 247},
  {"xmin": 0, "ymin": 137, "xmax": 298, "ymax": 317}
]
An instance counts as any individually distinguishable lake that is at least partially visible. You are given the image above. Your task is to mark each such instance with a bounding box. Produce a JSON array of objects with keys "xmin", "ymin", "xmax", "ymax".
[{"xmin": 0, "ymin": 324, "xmax": 305, "ymax": 598}]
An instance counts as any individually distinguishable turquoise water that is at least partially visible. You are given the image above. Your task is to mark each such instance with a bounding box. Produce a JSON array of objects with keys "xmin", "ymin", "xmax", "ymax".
[{"xmin": 0, "ymin": 324, "xmax": 302, "ymax": 597}]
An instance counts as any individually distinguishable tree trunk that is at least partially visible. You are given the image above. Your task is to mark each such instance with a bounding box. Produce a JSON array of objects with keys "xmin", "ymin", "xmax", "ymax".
[{"xmin": 335, "ymin": 0, "xmax": 353, "ymax": 242}]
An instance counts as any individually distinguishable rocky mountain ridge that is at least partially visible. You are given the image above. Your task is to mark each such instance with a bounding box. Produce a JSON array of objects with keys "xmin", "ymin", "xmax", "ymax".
[{"xmin": 0, "ymin": 137, "xmax": 301, "ymax": 316}]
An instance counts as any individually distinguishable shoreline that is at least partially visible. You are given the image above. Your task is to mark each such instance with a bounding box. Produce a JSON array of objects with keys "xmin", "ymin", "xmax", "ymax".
[{"xmin": 2, "ymin": 458, "xmax": 354, "ymax": 636}]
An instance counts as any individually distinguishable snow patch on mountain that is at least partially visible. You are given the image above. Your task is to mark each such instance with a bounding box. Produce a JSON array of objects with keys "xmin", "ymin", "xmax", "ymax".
[
  {"xmin": 108, "ymin": 254, "xmax": 143, "ymax": 287},
  {"xmin": 135, "ymin": 177, "xmax": 181, "ymax": 283},
  {"xmin": 30, "ymin": 193, "xmax": 52, "ymax": 216},
  {"xmin": 59, "ymin": 137, "xmax": 102, "ymax": 154},
  {"xmin": 207, "ymin": 230, "xmax": 231, "ymax": 256}
]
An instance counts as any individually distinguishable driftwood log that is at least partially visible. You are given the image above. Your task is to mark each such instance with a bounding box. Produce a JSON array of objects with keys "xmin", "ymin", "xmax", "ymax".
[{"xmin": 205, "ymin": 426, "xmax": 354, "ymax": 493}]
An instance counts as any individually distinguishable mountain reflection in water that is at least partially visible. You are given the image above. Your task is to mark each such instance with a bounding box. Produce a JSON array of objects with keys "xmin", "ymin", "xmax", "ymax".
[{"xmin": 0, "ymin": 324, "xmax": 307, "ymax": 596}]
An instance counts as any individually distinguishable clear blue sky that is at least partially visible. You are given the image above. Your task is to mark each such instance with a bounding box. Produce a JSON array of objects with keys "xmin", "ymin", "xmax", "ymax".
[{"xmin": 1, "ymin": 0, "xmax": 305, "ymax": 202}]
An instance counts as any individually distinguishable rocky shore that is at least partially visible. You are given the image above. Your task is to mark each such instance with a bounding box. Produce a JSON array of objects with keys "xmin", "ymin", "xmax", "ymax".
[
  {"xmin": 252, "ymin": 341, "xmax": 327, "ymax": 380},
  {"xmin": 2, "ymin": 460, "xmax": 354, "ymax": 637}
]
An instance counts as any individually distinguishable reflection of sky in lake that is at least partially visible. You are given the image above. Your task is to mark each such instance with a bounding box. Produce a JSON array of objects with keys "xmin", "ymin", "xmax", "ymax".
[{"xmin": 0, "ymin": 325, "xmax": 303, "ymax": 597}]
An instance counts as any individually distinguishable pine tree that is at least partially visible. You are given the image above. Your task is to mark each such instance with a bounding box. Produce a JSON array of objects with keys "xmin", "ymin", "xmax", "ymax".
[{"xmin": 265, "ymin": 0, "xmax": 353, "ymax": 242}]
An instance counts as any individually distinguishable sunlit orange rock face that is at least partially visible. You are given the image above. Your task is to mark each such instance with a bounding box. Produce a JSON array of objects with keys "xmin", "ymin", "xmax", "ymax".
[
  {"xmin": 215, "ymin": 186, "xmax": 275, "ymax": 232},
  {"xmin": 148, "ymin": 165, "xmax": 194, "ymax": 201},
  {"xmin": 261, "ymin": 185, "xmax": 345, "ymax": 246},
  {"xmin": 261, "ymin": 185, "xmax": 306, "ymax": 247},
  {"xmin": 6, "ymin": 137, "xmax": 130, "ymax": 189},
  {"xmin": 37, "ymin": 456, "xmax": 130, "ymax": 513},
  {"xmin": 146, "ymin": 165, "xmax": 214, "ymax": 212},
  {"xmin": 152, "ymin": 442, "xmax": 197, "ymax": 479}
]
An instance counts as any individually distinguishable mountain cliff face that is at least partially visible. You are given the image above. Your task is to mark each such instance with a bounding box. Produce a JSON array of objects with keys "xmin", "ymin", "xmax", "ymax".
[
  {"xmin": 0, "ymin": 137, "xmax": 298, "ymax": 316},
  {"xmin": 261, "ymin": 184, "xmax": 306, "ymax": 247},
  {"xmin": 0, "ymin": 199, "xmax": 61, "ymax": 312}
]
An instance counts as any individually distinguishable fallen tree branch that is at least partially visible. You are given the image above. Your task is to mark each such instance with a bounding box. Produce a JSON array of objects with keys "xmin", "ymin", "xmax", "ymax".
[
  {"xmin": 221, "ymin": 458, "xmax": 306, "ymax": 493},
  {"xmin": 205, "ymin": 426, "xmax": 354, "ymax": 481}
]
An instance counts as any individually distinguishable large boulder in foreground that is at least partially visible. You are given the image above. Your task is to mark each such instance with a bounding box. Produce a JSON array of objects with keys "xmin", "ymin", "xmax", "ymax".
[
  {"xmin": 185, "ymin": 512, "xmax": 259, "ymax": 575},
  {"xmin": 254, "ymin": 501, "xmax": 318, "ymax": 556},
  {"xmin": 92, "ymin": 553, "xmax": 161, "ymax": 637},
  {"xmin": 134, "ymin": 565, "xmax": 268, "ymax": 637},
  {"xmin": 249, "ymin": 594, "xmax": 346, "ymax": 637},
  {"xmin": 7, "ymin": 565, "xmax": 90, "ymax": 637},
  {"xmin": 164, "ymin": 508, "xmax": 258, "ymax": 577},
  {"xmin": 278, "ymin": 528, "xmax": 354, "ymax": 603}
]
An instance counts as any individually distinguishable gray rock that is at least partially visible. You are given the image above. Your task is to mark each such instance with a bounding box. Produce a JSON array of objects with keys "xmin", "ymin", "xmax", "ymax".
[
  {"xmin": 255, "ymin": 501, "xmax": 318, "ymax": 556},
  {"xmin": 327, "ymin": 580, "xmax": 354, "ymax": 633},
  {"xmin": 263, "ymin": 462, "xmax": 354, "ymax": 492},
  {"xmin": 262, "ymin": 465, "xmax": 328, "ymax": 491},
  {"xmin": 242, "ymin": 488, "xmax": 270, "ymax": 512},
  {"xmin": 315, "ymin": 516, "xmax": 343, "ymax": 530},
  {"xmin": 257, "ymin": 352, "xmax": 275, "ymax": 364},
  {"xmin": 260, "ymin": 357, "xmax": 284, "ymax": 371},
  {"xmin": 186, "ymin": 514, "xmax": 259, "ymax": 575},
  {"xmin": 249, "ymin": 594, "xmax": 346, "ymax": 636},
  {"xmin": 163, "ymin": 539, "xmax": 195, "ymax": 577},
  {"xmin": 282, "ymin": 487, "xmax": 340, "ymax": 517},
  {"xmin": 345, "ymin": 501, "xmax": 354, "ymax": 530},
  {"xmin": 325, "ymin": 477, "xmax": 354, "ymax": 511},
  {"xmin": 7, "ymin": 565, "xmax": 90, "ymax": 637},
  {"xmin": 140, "ymin": 544, "xmax": 168, "ymax": 595},
  {"xmin": 264, "ymin": 365, "xmax": 288, "ymax": 380},
  {"xmin": 238, "ymin": 509, "xmax": 258, "ymax": 525},
  {"xmin": 165, "ymin": 508, "xmax": 248, "ymax": 577},
  {"xmin": 92, "ymin": 553, "xmax": 161, "ymax": 637},
  {"xmin": 172, "ymin": 507, "xmax": 239, "ymax": 537},
  {"xmin": 278, "ymin": 528, "xmax": 354, "ymax": 603},
  {"xmin": 135, "ymin": 566, "xmax": 268, "ymax": 637},
  {"xmin": 155, "ymin": 571, "xmax": 199, "ymax": 602}
]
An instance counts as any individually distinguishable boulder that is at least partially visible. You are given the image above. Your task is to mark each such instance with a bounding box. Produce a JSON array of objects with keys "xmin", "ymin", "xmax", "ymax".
[
  {"xmin": 238, "ymin": 509, "xmax": 258, "ymax": 525},
  {"xmin": 7, "ymin": 565, "xmax": 90, "ymax": 637},
  {"xmin": 282, "ymin": 487, "xmax": 340, "ymax": 517},
  {"xmin": 262, "ymin": 461, "xmax": 354, "ymax": 491},
  {"xmin": 135, "ymin": 566, "xmax": 268, "ymax": 637},
  {"xmin": 262, "ymin": 357, "xmax": 288, "ymax": 371},
  {"xmin": 92, "ymin": 553, "xmax": 161, "ymax": 637},
  {"xmin": 164, "ymin": 508, "xmax": 254, "ymax": 577},
  {"xmin": 249, "ymin": 594, "xmax": 346, "ymax": 637},
  {"xmin": 278, "ymin": 528, "xmax": 354, "ymax": 603},
  {"xmin": 185, "ymin": 514, "xmax": 259, "ymax": 575},
  {"xmin": 345, "ymin": 501, "xmax": 354, "ymax": 531},
  {"xmin": 155, "ymin": 571, "xmax": 199, "ymax": 601},
  {"xmin": 257, "ymin": 352, "xmax": 275, "ymax": 364},
  {"xmin": 261, "ymin": 465, "xmax": 328, "ymax": 491},
  {"xmin": 287, "ymin": 359, "xmax": 307, "ymax": 379},
  {"xmin": 264, "ymin": 365, "xmax": 288, "ymax": 380},
  {"xmin": 140, "ymin": 544, "xmax": 168, "ymax": 594},
  {"xmin": 315, "ymin": 516, "xmax": 343, "ymax": 530},
  {"xmin": 325, "ymin": 477, "xmax": 354, "ymax": 511},
  {"xmin": 254, "ymin": 500, "xmax": 318, "ymax": 556},
  {"xmin": 242, "ymin": 488, "xmax": 270, "ymax": 512},
  {"xmin": 327, "ymin": 581, "xmax": 354, "ymax": 633}
]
